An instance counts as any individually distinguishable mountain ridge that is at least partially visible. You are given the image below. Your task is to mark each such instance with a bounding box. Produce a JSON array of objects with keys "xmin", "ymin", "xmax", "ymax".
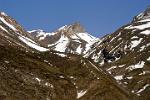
[
  {"xmin": 85, "ymin": 6, "xmax": 150, "ymax": 99},
  {"xmin": 28, "ymin": 22, "xmax": 98, "ymax": 55},
  {"xmin": 0, "ymin": 6, "xmax": 150, "ymax": 100}
]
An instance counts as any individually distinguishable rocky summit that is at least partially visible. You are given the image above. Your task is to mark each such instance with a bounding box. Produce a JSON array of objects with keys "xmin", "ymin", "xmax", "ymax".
[
  {"xmin": 28, "ymin": 22, "xmax": 97, "ymax": 55},
  {"xmin": 0, "ymin": 6, "xmax": 149, "ymax": 100}
]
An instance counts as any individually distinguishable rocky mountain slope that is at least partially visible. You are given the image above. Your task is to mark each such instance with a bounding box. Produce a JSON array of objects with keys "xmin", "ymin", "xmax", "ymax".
[
  {"xmin": 0, "ymin": 12, "xmax": 48, "ymax": 52},
  {"xmin": 0, "ymin": 45, "xmax": 134, "ymax": 100},
  {"xmin": 0, "ymin": 12, "xmax": 134, "ymax": 100},
  {"xmin": 85, "ymin": 6, "xmax": 150, "ymax": 99},
  {"xmin": 0, "ymin": 6, "xmax": 150, "ymax": 100}
]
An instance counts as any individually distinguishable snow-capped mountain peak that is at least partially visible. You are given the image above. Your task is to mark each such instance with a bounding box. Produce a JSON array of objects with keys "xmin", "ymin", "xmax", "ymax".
[{"xmin": 29, "ymin": 23, "xmax": 98, "ymax": 55}]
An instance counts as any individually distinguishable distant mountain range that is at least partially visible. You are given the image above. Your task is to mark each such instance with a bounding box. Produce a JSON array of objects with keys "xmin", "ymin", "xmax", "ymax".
[{"xmin": 0, "ymin": 6, "xmax": 149, "ymax": 100}]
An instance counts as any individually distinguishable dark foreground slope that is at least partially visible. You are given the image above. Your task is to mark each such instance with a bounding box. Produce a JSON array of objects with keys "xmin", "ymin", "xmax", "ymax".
[{"xmin": 0, "ymin": 44, "xmax": 134, "ymax": 100}]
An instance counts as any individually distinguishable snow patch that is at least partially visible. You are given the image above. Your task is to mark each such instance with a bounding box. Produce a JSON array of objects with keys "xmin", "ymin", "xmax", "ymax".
[
  {"xmin": 77, "ymin": 90, "xmax": 87, "ymax": 99},
  {"xmin": 128, "ymin": 61, "xmax": 145, "ymax": 70},
  {"xmin": 140, "ymin": 45, "xmax": 145, "ymax": 51},
  {"xmin": 140, "ymin": 43, "xmax": 150, "ymax": 51},
  {"xmin": 58, "ymin": 25, "xmax": 67, "ymax": 31},
  {"xmin": 0, "ymin": 17, "xmax": 17, "ymax": 31},
  {"xmin": 139, "ymin": 71, "xmax": 150, "ymax": 75},
  {"xmin": 18, "ymin": 36, "xmax": 49, "ymax": 52},
  {"xmin": 131, "ymin": 36, "xmax": 139, "ymax": 39},
  {"xmin": 77, "ymin": 32, "xmax": 97, "ymax": 43},
  {"xmin": 140, "ymin": 30, "xmax": 150, "ymax": 35},
  {"xmin": 71, "ymin": 34, "xmax": 79, "ymax": 39},
  {"xmin": 48, "ymin": 35, "xmax": 69, "ymax": 52},
  {"xmin": 4, "ymin": 60, "xmax": 9, "ymax": 64},
  {"xmin": 118, "ymin": 38, "xmax": 122, "ymax": 41},
  {"xmin": 35, "ymin": 77, "xmax": 41, "ymax": 83},
  {"xmin": 138, "ymin": 19, "xmax": 150, "ymax": 22},
  {"xmin": 1, "ymin": 12, "xmax": 8, "ymax": 16},
  {"xmin": 118, "ymin": 64, "xmax": 126, "ymax": 68},
  {"xmin": 147, "ymin": 57, "xmax": 150, "ymax": 61},
  {"xmin": 44, "ymin": 60, "xmax": 49, "ymax": 63},
  {"xmin": 0, "ymin": 25, "xmax": 9, "ymax": 33},
  {"xmin": 28, "ymin": 29, "xmax": 56, "ymax": 41},
  {"xmin": 137, "ymin": 84, "xmax": 149, "ymax": 94},
  {"xmin": 45, "ymin": 82, "xmax": 54, "ymax": 88},
  {"xmin": 126, "ymin": 76, "xmax": 133, "ymax": 79},
  {"xmin": 59, "ymin": 76, "xmax": 64, "ymax": 78},
  {"xmin": 76, "ymin": 45, "xmax": 82, "ymax": 54},
  {"xmin": 125, "ymin": 22, "xmax": 150, "ymax": 30},
  {"xmin": 114, "ymin": 75, "xmax": 123, "ymax": 80},
  {"xmin": 90, "ymin": 50, "xmax": 101, "ymax": 63},
  {"xmin": 107, "ymin": 66, "xmax": 117, "ymax": 71},
  {"xmin": 55, "ymin": 53, "xmax": 67, "ymax": 57},
  {"xmin": 70, "ymin": 76, "xmax": 74, "ymax": 79},
  {"xmin": 130, "ymin": 38, "xmax": 142, "ymax": 49}
]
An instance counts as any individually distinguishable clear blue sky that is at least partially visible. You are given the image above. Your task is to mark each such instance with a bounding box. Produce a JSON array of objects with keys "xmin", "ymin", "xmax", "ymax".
[{"xmin": 0, "ymin": 0, "xmax": 150, "ymax": 37}]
